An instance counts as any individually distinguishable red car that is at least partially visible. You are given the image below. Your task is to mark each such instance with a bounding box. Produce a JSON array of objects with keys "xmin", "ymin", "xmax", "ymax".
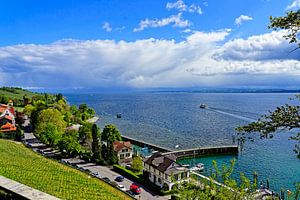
[{"xmin": 130, "ymin": 183, "xmax": 141, "ymax": 194}]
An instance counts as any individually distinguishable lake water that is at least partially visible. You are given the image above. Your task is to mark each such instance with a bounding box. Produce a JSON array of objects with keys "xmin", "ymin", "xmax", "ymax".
[{"xmin": 65, "ymin": 92, "xmax": 300, "ymax": 192}]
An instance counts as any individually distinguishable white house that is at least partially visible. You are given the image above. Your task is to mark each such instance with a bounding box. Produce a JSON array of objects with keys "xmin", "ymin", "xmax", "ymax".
[
  {"xmin": 113, "ymin": 141, "xmax": 133, "ymax": 163},
  {"xmin": 143, "ymin": 153, "xmax": 189, "ymax": 191}
]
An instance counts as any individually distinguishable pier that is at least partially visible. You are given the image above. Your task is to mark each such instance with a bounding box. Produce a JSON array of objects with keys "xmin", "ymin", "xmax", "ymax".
[
  {"xmin": 121, "ymin": 135, "xmax": 172, "ymax": 153},
  {"xmin": 162, "ymin": 145, "xmax": 239, "ymax": 159},
  {"xmin": 122, "ymin": 135, "xmax": 239, "ymax": 158}
]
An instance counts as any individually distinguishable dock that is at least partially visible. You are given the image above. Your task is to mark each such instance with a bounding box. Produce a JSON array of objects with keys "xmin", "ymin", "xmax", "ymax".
[
  {"xmin": 122, "ymin": 135, "xmax": 239, "ymax": 158},
  {"xmin": 162, "ymin": 145, "xmax": 239, "ymax": 159}
]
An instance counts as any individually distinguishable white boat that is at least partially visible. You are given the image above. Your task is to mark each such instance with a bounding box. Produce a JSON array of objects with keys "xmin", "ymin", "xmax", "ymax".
[{"xmin": 190, "ymin": 163, "xmax": 204, "ymax": 171}]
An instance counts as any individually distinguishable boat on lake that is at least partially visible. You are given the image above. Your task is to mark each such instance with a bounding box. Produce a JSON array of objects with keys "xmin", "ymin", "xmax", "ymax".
[
  {"xmin": 199, "ymin": 104, "xmax": 207, "ymax": 109},
  {"xmin": 116, "ymin": 113, "xmax": 122, "ymax": 118},
  {"xmin": 189, "ymin": 163, "xmax": 204, "ymax": 171}
]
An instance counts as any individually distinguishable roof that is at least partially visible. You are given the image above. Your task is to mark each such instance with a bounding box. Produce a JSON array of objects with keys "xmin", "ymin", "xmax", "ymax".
[
  {"xmin": 0, "ymin": 104, "xmax": 15, "ymax": 116},
  {"xmin": 113, "ymin": 141, "xmax": 132, "ymax": 152},
  {"xmin": 0, "ymin": 122, "xmax": 16, "ymax": 132},
  {"xmin": 144, "ymin": 153, "xmax": 184, "ymax": 174}
]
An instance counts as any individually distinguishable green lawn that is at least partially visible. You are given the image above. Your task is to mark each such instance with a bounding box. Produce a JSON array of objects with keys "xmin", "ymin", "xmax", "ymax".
[{"xmin": 0, "ymin": 139, "xmax": 132, "ymax": 200}]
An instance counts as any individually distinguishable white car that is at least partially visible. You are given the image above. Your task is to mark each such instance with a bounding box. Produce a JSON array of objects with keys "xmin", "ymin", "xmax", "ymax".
[{"xmin": 118, "ymin": 184, "xmax": 126, "ymax": 191}]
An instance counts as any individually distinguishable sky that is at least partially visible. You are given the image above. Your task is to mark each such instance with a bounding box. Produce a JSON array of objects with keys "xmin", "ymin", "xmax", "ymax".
[{"xmin": 0, "ymin": 0, "xmax": 300, "ymax": 90}]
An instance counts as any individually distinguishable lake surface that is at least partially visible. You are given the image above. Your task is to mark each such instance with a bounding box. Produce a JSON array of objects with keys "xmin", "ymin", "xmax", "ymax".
[{"xmin": 65, "ymin": 92, "xmax": 300, "ymax": 192}]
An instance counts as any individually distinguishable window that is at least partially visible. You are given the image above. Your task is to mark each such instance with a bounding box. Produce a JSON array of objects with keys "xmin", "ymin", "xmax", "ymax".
[
  {"xmin": 120, "ymin": 154, "xmax": 125, "ymax": 159},
  {"xmin": 174, "ymin": 174, "xmax": 178, "ymax": 181},
  {"xmin": 125, "ymin": 153, "xmax": 130, "ymax": 157},
  {"xmin": 165, "ymin": 174, "xmax": 168, "ymax": 180},
  {"xmin": 158, "ymin": 178, "xmax": 162, "ymax": 184}
]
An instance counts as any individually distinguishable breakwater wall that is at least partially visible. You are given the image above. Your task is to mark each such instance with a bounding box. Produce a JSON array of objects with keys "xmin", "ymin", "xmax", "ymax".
[
  {"xmin": 121, "ymin": 135, "xmax": 172, "ymax": 153},
  {"xmin": 162, "ymin": 145, "xmax": 239, "ymax": 159},
  {"xmin": 122, "ymin": 135, "xmax": 239, "ymax": 158}
]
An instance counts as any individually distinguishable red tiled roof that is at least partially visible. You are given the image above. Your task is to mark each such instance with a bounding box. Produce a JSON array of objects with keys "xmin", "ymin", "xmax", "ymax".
[
  {"xmin": 0, "ymin": 104, "xmax": 15, "ymax": 116},
  {"xmin": 3, "ymin": 115, "xmax": 13, "ymax": 121},
  {"xmin": 0, "ymin": 122, "xmax": 16, "ymax": 132},
  {"xmin": 113, "ymin": 141, "xmax": 132, "ymax": 153}
]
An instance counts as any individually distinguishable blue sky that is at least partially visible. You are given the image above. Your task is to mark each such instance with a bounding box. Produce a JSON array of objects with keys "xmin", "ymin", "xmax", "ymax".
[{"xmin": 0, "ymin": 0, "xmax": 300, "ymax": 89}]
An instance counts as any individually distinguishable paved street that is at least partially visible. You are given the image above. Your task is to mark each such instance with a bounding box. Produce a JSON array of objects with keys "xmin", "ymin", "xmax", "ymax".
[{"xmin": 62, "ymin": 158, "xmax": 170, "ymax": 200}]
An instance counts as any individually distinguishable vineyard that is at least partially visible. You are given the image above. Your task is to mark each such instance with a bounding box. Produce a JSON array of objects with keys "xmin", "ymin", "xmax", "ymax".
[{"xmin": 0, "ymin": 139, "xmax": 132, "ymax": 200}]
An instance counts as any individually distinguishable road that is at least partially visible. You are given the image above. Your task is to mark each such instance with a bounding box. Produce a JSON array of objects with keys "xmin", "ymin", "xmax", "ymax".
[{"xmin": 62, "ymin": 158, "xmax": 170, "ymax": 200}]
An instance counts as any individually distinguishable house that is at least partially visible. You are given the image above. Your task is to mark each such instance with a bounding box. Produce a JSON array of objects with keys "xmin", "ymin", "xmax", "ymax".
[
  {"xmin": 0, "ymin": 101, "xmax": 17, "ymax": 133},
  {"xmin": 113, "ymin": 141, "xmax": 133, "ymax": 163},
  {"xmin": 143, "ymin": 152, "xmax": 189, "ymax": 191}
]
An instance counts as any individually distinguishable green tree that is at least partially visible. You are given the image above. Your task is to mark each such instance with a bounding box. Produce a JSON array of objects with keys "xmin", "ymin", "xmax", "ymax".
[
  {"xmin": 39, "ymin": 123, "xmax": 62, "ymax": 146},
  {"xmin": 102, "ymin": 124, "xmax": 122, "ymax": 164},
  {"xmin": 78, "ymin": 122, "xmax": 93, "ymax": 149},
  {"xmin": 36, "ymin": 108, "xmax": 67, "ymax": 137},
  {"xmin": 92, "ymin": 124, "xmax": 103, "ymax": 163},
  {"xmin": 57, "ymin": 130, "xmax": 81, "ymax": 157},
  {"xmin": 131, "ymin": 156, "xmax": 143, "ymax": 173},
  {"xmin": 269, "ymin": 9, "xmax": 300, "ymax": 51}
]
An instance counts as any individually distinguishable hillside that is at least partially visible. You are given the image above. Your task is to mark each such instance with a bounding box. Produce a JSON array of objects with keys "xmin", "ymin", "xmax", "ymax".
[
  {"xmin": 0, "ymin": 140, "xmax": 132, "ymax": 200},
  {"xmin": 0, "ymin": 87, "xmax": 41, "ymax": 100}
]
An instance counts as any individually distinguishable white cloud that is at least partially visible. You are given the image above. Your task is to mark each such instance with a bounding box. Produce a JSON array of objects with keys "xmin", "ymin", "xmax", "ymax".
[
  {"xmin": 166, "ymin": 0, "xmax": 202, "ymax": 15},
  {"xmin": 102, "ymin": 22, "xmax": 112, "ymax": 32},
  {"xmin": 286, "ymin": 0, "xmax": 300, "ymax": 10},
  {"xmin": 235, "ymin": 15, "xmax": 253, "ymax": 26},
  {"xmin": 215, "ymin": 30, "xmax": 300, "ymax": 61},
  {"xmin": 133, "ymin": 13, "xmax": 190, "ymax": 32},
  {"xmin": 1, "ymin": 30, "xmax": 300, "ymax": 89}
]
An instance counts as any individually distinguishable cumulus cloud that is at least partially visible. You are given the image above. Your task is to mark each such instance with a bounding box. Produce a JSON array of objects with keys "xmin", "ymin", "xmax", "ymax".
[
  {"xmin": 133, "ymin": 13, "xmax": 190, "ymax": 32},
  {"xmin": 235, "ymin": 15, "xmax": 253, "ymax": 26},
  {"xmin": 102, "ymin": 22, "xmax": 112, "ymax": 32},
  {"xmin": 0, "ymin": 30, "xmax": 300, "ymax": 89},
  {"xmin": 286, "ymin": 0, "xmax": 300, "ymax": 10},
  {"xmin": 166, "ymin": 0, "xmax": 202, "ymax": 15},
  {"xmin": 215, "ymin": 30, "xmax": 300, "ymax": 61}
]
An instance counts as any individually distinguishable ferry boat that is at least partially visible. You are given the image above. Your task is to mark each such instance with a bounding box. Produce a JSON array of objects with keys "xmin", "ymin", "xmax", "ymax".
[
  {"xmin": 189, "ymin": 163, "xmax": 204, "ymax": 171},
  {"xmin": 199, "ymin": 104, "xmax": 207, "ymax": 109},
  {"xmin": 116, "ymin": 113, "xmax": 122, "ymax": 118}
]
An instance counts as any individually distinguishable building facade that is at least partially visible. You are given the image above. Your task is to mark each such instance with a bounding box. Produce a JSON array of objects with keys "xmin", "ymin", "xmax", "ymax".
[
  {"xmin": 113, "ymin": 141, "xmax": 133, "ymax": 163},
  {"xmin": 143, "ymin": 153, "xmax": 189, "ymax": 191}
]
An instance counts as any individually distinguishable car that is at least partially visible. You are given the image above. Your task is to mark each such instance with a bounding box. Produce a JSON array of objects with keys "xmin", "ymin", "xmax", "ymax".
[
  {"xmin": 102, "ymin": 177, "xmax": 111, "ymax": 183},
  {"xmin": 130, "ymin": 183, "xmax": 141, "ymax": 194},
  {"xmin": 115, "ymin": 175, "xmax": 125, "ymax": 182},
  {"xmin": 118, "ymin": 184, "xmax": 126, "ymax": 191},
  {"xmin": 91, "ymin": 172, "xmax": 101, "ymax": 178}
]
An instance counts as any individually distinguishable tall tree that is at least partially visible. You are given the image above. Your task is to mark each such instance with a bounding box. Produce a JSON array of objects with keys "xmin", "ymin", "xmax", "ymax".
[
  {"xmin": 91, "ymin": 124, "xmax": 102, "ymax": 163},
  {"xmin": 102, "ymin": 124, "xmax": 122, "ymax": 164}
]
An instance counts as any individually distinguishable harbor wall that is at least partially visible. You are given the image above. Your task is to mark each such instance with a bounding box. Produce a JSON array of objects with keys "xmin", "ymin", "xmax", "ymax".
[
  {"xmin": 163, "ymin": 145, "xmax": 239, "ymax": 159},
  {"xmin": 122, "ymin": 135, "xmax": 239, "ymax": 158},
  {"xmin": 121, "ymin": 135, "xmax": 172, "ymax": 153}
]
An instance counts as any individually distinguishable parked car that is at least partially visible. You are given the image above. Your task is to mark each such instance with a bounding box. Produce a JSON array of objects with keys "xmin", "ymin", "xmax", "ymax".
[
  {"xmin": 102, "ymin": 177, "xmax": 111, "ymax": 183},
  {"xmin": 130, "ymin": 183, "xmax": 141, "ymax": 194},
  {"xmin": 118, "ymin": 184, "xmax": 126, "ymax": 191},
  {"xmin": 115, "ymin": 175, "xmax": 125, "ymax": 182}
]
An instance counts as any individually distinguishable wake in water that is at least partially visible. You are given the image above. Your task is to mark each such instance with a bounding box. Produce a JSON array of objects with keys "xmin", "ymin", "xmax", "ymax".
[{"xmin": 206, "ymin": 107, "xmax": 256, "ymax": 123}]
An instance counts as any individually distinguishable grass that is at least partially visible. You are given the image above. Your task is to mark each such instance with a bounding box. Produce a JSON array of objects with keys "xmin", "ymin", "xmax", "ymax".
[
  {"xmin": 0, "ymin": 140, "xmax": 132, "ymax": 200},
  {"xmin": 0, "ymin": 87, "xmax": 39, "ymax": 100}
]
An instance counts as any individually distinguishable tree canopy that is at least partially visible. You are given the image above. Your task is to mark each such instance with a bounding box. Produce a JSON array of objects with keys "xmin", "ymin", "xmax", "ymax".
[{"xmin": 269, "ymin": 9, "xmax": 300, "ymax": 51}]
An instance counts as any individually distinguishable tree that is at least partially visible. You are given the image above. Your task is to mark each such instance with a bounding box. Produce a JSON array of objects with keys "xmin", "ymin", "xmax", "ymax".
[
  {"xmin": 102, "ymin": 124, "xmax": 122, "ymax": 164},
  {"xmin": 269, "ymin": 9, "xmax": 300, "ymax": 51},
  {"xmin": 78, "ymin": 122, "xmax": 93, "ymax": 150},
  {"xmin": 236, "ymin": 11, "xmax": 300, "ymax": 158},
  {"xmin": 39, "ymin": 123, "xmax": 62, "ymax": 146},
  {"xmin": 131, "ymin": 156, "xmax": 143, "ymax": 173},
  {"xmin": 57, "ymin": 130, "xmax": 81, "ymax": 157},
  {"xmin": 91, "ymin": 124, "xmax": 103, "ymax": 163},
  {"xmin": 176, "ymin": 159, "xmax": 266, "ymax": 200},
  {"xmin": 36, "ymin": 108, "xmax": 67, "ymax": 137}
]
